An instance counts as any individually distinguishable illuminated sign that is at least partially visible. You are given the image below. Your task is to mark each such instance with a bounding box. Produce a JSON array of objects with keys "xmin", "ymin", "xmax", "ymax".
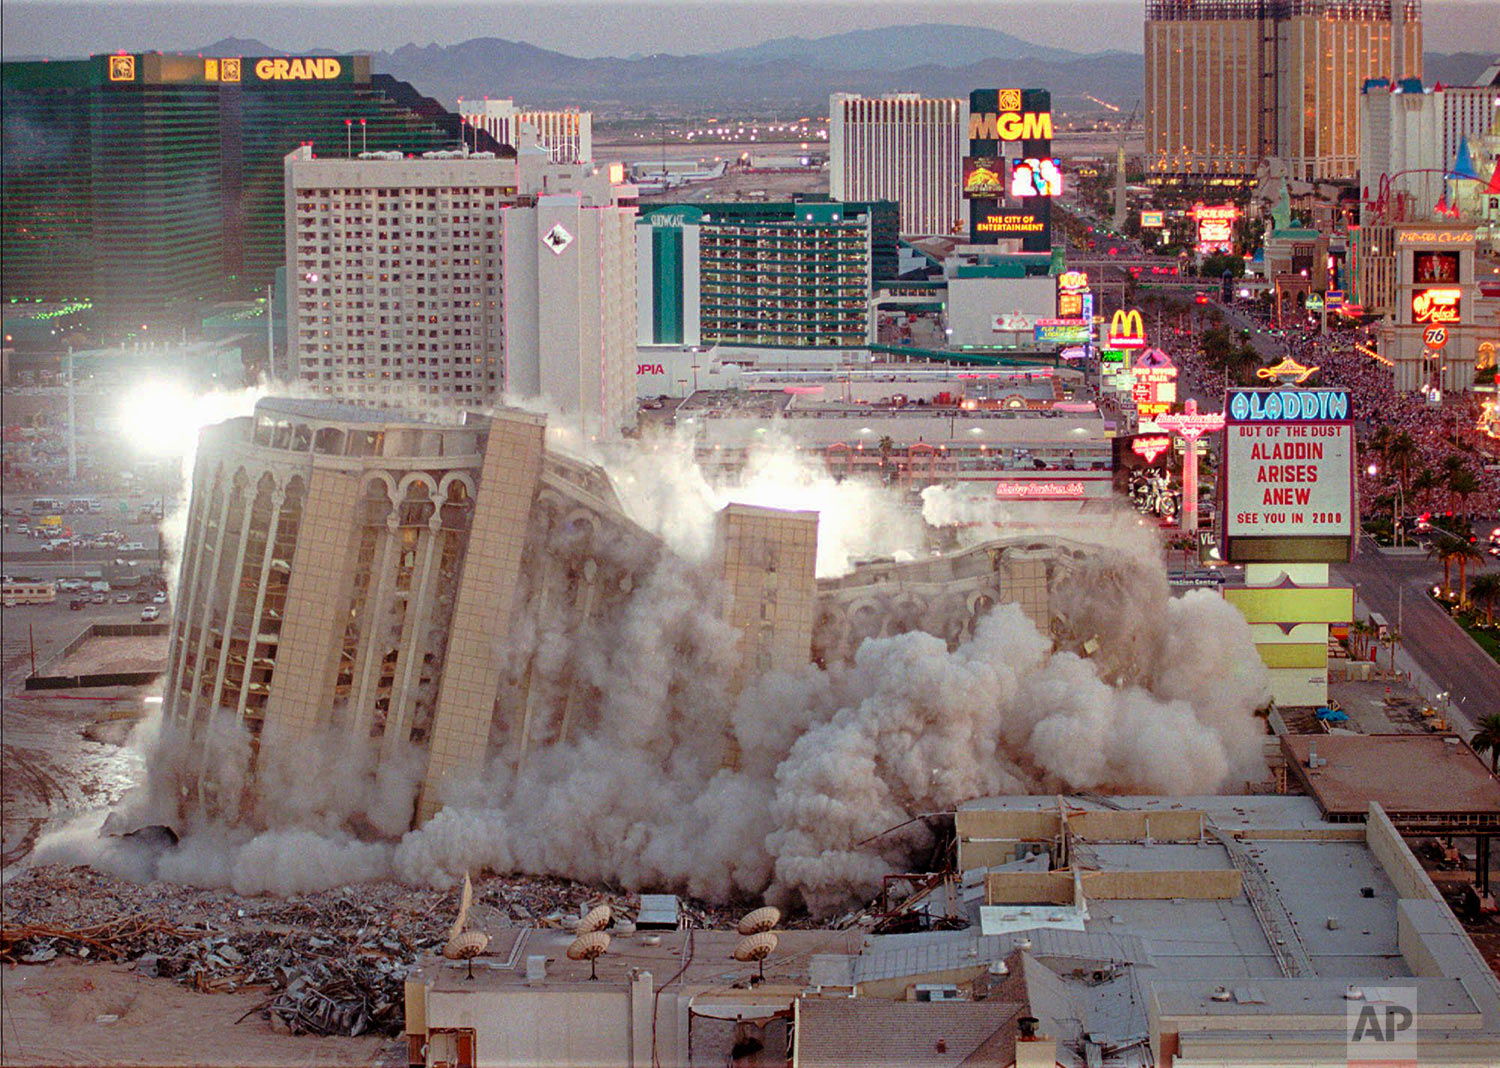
[
  {"xmin": 1325, "ymin": 289, "xmax": 1344, "ymax": 310},
  {"xmin": 995, "ymin": 480, "xmax": 1086, "ymax": 500},
  {"xmin": 962, "ymin": 158, "xmax": 1007, "ymax": 200},
  {"xmin": 1423, "ymin": 326, "xmax": 1448, "ymax": 350},
  {"xmin": 1156, "ymin": 408, "xmax": 1226, "ymax": 441},
  {"xmin": 1225, "ymin": 421, "xmax": 1354, "ymax": 538},
  {"xmin": 1107, "ymin": 308, "xmax": 1146, "ymax": 349},
  {"xmin": 992, "ymin": 314, "xmax": 1032, "ymax": 331},
  {"xmin": 1227, "ymin": 389, "xmax": 1350, "ymax": 423},
  {"xmin": 1033, "ymin": 319, "xmax": 1093, "ymax": 344},
  {"xmin": 975, "ymin": 211, "xmax": 1045, "ymax": 236},
  {"xmin": 252, "ymin": 57, "xmax": 344, "ymax": 81},
  {"xmin": 1131, "ymin": 349, "xmax": 1177, "ymax": 416},
  {"xmin": 1099, "ymin": 348, "xmax": 1127, "ymax": 365},
  {"xmin": 1412, "ymin": 287, "xmax": 1461, "ymax": 325},
  {"xmin": 1057, "ymin": 271, "xmax": 1088, "ymax": 319},
  {"xmin": 1191, "ymin": 202, "xmax": 1240, "ymax": 252},
  {"xmin": 969, "ymin": 111, "xmax": 1054, "ymax": 141},
  {"xmin": 1140, "ymin": 210, "xmax": 1165, "ymax": 228},
  {"xmin": 108, "ymin": 55, "xmax": 136, "ymax": 82},
  {"xmin": 1011, "ymin": 158, "xmax": 1062, "ymax": 197},
  {"xmin": 636, "ymin": 363, "xmax": 666, "ymax": 375},
  {"xmin": 1132, "ymin": 435, "xmax": 1171, "ymax": 463},
  {"xmin": 219, "ymin": 57, "xmax": 242, "ymax": 82},
  {"xmin": 1256, "ymin": 357, "xmax": 1319, "ymax": 384},
  {"xmin": 1397, "ymin": 230, "xmax": 1475, "ymax": 244},
  {"xmin": 1305, "ymin": 294, "xmax": 1324, "ymax": 312}
]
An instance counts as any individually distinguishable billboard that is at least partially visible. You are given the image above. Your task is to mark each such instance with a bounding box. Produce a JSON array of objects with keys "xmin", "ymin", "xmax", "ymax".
[
  {"xmin": 968, "ymin": 88, "xmax": 1052, "ymax": 250},
  {"xmin": 1412, "ymin": 250, "xmax": 1459, "ymax": 284},
  {"xmin": 1033, "ymin": 319, "xmax": 1093, "ymax": 344},
  {"xmin": 1011, "ymin": 158, "xmax": 1062, "ymax": 197},
  {"xmin": 962, "ymin": 158, "xmax": 1007, "ymax": 199},
  {"xmin": 1411, "ymin": 287, "xmax": 1461, "ymax": 324},
  {"xmin": 974, "ymin": 210, "xmax": 1046, "ymax": 237},
  {"xmin": 1190, "ymin": 202, "xmax": 1240, "ymax": 254},
  {"xmin": 1140, "ymin": 210, "xmax": 1165, "ymax": 228},
  {"xmin": 1223, "ymin": 388, "xmax": 1353, "ymax": 562}
]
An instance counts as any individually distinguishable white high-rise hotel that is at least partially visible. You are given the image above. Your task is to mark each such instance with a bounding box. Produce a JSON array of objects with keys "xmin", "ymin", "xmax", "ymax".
[
  {"xmin": 829, "ymin": 93, "xmax": 968, "ymax": 238},
  {"xmin": 459, "ymin": 98, "xmax": 593, "ymax": 164},
  {"xmin": 283, "ymin": 146, "xmax": 637, "ymax": 438}
]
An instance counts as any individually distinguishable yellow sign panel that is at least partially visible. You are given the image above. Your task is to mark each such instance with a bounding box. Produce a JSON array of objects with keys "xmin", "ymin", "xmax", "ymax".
[
  {"xmin": 220, "ymin": 57, "xmax": 242, "ymax": 82},
  {"xmin": 1397, "ymin": 230, "xmax": 1475, "ymax": 244},
  {"xmin": 108, "ymin": 54, "xmax": 136, "ymax": 82},
  {"xmin": 969, "ymin": 111, "xmax": 1053, "ymax": 141},
  {"xmin": 204, "ymin": 58, "xmax": 219, "ymax": 81},
  {"xmin": 253, "ymin": 57, "xmax": 343, "ymax": 81}
]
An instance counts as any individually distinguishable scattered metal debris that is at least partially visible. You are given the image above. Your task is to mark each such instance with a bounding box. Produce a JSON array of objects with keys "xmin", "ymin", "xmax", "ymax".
[{"xmin": 1, "ymin": 865, "xmax": 820, "ymax": 1036}]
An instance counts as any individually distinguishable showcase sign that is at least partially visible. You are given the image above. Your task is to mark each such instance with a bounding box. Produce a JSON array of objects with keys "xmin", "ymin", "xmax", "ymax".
[
  {"xmin": 962, "ymin": 158, "xmax": 1007, "ymax": 199},
  {"xmin": 968, "ymin": 110, "xmax": 1054, "ymax": 142},
  {"xmin": 1033, "ymin": 319, "xmax": 1093, "ymax": 344}
]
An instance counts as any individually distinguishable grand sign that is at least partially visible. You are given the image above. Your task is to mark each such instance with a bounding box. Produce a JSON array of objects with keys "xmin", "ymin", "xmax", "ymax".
[{"xmin": 252, "ymin": 57, "xmax": 345, "ymax": 81}]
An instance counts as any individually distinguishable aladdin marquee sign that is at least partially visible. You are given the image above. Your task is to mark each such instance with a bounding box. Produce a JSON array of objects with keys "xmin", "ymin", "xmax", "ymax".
[{"xmin": 1228, "ymin": 389, "xmax": 1350, "ymax": 422}]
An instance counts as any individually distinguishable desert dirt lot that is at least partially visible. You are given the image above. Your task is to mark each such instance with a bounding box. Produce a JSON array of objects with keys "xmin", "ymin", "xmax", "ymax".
[{"xmin": 2, "ymin": 961, "xmax": 398, "ymax": 1067}]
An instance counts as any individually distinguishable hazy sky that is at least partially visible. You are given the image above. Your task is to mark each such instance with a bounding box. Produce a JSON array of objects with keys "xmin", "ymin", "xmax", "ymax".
[{"xmin": 4, "ymin": 1, "xmax": 1494, "ymax": 60}]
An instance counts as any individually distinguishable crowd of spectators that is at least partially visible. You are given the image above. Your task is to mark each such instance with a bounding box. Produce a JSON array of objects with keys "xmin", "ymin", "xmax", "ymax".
[{"xmin": 1163, "ymin": 304, "xmax": 1500, "ymax": 522}]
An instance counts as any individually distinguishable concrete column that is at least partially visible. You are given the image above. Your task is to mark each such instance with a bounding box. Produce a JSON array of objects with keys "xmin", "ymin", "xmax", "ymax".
[
  {"xmin": 234, "ymin": 488, "xmax": 285, "ymax": 726},
  {"xmin": 384, "ymin": 514, "xmax": 446, "ymax": 762},
  {"xmin": 206, "ymin": 479, "xmax": 262, "ymax": 717},
  {"xmin": 163, "ymin": 463, "xmax": 214, "ymax": 721},
  {"xmin": 348, "ymin": 514, "xmax": 400, "ymax": 739},
  {"xmin": 182, "ymin": 470, "xmax": 239, "ymax": 732}
]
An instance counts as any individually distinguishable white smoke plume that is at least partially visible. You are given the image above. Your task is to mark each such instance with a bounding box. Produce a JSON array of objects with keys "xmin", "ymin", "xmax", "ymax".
[{"xmin": 40, "ymin": 396, "xmax": 1271, "ymax": 917}]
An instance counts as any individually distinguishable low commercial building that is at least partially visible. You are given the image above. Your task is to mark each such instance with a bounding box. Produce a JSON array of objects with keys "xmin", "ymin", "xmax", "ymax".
[{"xmin": 400, "ymin": 793, "xmax": 1500, "ymax": 1066}]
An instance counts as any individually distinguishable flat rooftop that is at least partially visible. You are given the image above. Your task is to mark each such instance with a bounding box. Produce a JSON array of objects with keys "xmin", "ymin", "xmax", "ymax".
[{"xmin": 1282, "ymin": 734, "xmax": 1500, "ymax": 823}]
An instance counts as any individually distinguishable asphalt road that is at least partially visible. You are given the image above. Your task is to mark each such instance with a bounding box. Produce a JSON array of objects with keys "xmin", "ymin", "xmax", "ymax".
[{"xmin": 1336, "ymin": 537, "xmax": 1500, "ymax": 736}]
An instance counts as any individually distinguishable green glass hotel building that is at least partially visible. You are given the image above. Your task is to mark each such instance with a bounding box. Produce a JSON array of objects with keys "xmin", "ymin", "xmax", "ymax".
[
  {"xmin": 637, "ymin": 200, "xmax": 897, "ymax": 349},
  {"xmin": 2, "ymin": 52, "xmax": 503, "ymax": 318}
]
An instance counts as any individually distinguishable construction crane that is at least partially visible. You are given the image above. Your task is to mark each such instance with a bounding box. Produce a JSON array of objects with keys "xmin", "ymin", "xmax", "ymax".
[{"xmin": 1112, "ymin": 101, "xmax": 1140, "ymax": 231}]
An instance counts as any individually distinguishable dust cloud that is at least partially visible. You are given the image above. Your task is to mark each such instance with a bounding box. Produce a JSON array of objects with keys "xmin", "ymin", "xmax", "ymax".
[{"xmin": 36, "ymin": 405, "xmax": 1270, "ymax": 917}]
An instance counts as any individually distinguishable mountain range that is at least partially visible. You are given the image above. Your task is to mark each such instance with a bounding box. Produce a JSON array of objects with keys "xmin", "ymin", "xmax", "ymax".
[{"xmin": 197, "ymin": 28, "xmax": 1493, "ymax": 114}]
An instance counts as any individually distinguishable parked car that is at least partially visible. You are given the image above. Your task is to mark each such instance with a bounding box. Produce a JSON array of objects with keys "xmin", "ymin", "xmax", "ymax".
[
  {"xmin": 140, "ymin": 606, "xmax": 160, "ymax": 622},
  {"xmin": 152, "ymin": 592, "xmax": 168, "ymax": 604},
  {"xmin": 90, "ymin": 593, "xmax": 106, "ymax": 604},
  {"xmin": 115, "ymin": 592, "xmax": 132, "ymax": 604},
  {"xmin": 70, "ymin": 598, "xmax": 87, "ymax": 610}
]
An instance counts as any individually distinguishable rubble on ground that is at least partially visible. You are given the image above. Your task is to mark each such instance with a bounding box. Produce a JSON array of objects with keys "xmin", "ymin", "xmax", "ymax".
[{"xmin": 1, "ymin": 864, "xmax": 822, "ymax": 1036}]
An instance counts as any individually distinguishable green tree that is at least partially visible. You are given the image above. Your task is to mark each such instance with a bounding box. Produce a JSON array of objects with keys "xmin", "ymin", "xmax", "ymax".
[
  {"xmin": 1411, "ymin": 466, "xmax": 1440, "ymax": 512},
  {"xmin": 1452, "ymin": 539, "xmax": 1486, "ymax": 605},
  {"xmin": 1470, "ymin": 571, "xmax": 1500, "ymax": 626},
  {"xmin": 1429, "ymin": 534, "xmax": 1465, "ymax": 596},
  {"xmin": 1471, "ymin": 713, "xmax": 1500, "ymax": 774},
  {"xmin": 1385, "ymin": 431, "xmax": 1419, "ymax": 496}
]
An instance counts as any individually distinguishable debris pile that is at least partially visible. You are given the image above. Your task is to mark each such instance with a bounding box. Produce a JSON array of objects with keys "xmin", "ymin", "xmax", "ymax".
[{"xmin": 1, "ymin": 864, "xmax": 823, "ymax": 1036}]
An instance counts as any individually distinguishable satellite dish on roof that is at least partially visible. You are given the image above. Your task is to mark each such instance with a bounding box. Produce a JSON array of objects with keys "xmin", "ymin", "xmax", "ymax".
[
  {"xmin": 737, "ymin": 906, "xmax": 781, "ymax": 935},
  {"xmin": 442, "ymin": 873, "xmax": 490, "ymax": 979},
  {"xmin": 733, "ymin": 931, "xmax": 778, "ymax": 980},
  {"xmin": 578, "ymin": 904, "xmax": 613, "ymax": 933},
  {"xmin": 567, "ymin": 930, "xmax": 611, "ymax": 980}
]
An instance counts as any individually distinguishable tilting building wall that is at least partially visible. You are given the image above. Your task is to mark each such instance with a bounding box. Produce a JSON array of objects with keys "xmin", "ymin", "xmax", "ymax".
[{"xmin": 164, "ymin": 396, "xmax": 1102, "ymax": 829}]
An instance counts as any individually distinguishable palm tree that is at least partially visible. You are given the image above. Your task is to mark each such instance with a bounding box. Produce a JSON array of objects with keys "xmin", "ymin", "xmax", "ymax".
[
  {"xmin": 1471, "ymin": 572, "xmax": 1500, "ymax": 626},
  {"xmin": 1450, "ymin": 468, "xmax": 1480, "ymax": 519},
  {"xmin": 1412, "ymin": 467, "xmax": 1440, "ymax": 512},
  {"xmin": 1429, "ymin": 535, "xmax": 1464, "ymax": 596},
  {"xmin": 1385, "ymin": 431, "xmax": 1419, "ymax": 496},
  {"xmin": 1471, "ymin": 713, "xmax": 1500, "ymax": 774},
  {"xmin": 1452, "ymin": 540, "xmax": 1486, "ymax": 606}
]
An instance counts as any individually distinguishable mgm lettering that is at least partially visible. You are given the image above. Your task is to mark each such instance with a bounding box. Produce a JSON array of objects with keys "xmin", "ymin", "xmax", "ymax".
[{"xmin": 968, "ymin": 88, "xmax": 1052, "ymax": 251}]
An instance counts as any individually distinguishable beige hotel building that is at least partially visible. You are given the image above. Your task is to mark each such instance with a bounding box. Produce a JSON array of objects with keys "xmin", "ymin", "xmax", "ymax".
[{"xmin": 1145, "ymin": 0, "xmax": 1422, "ymax": 181}]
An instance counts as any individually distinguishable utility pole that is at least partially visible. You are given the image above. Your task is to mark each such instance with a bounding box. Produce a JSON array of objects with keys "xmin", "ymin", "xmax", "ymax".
[
  {"xmin": 66, "ymin": 346, "xmax": 77, "ymax": 482},
  {"xmin": 266, "ymin": 279, "xmax": 275, "ymax": 382}
]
